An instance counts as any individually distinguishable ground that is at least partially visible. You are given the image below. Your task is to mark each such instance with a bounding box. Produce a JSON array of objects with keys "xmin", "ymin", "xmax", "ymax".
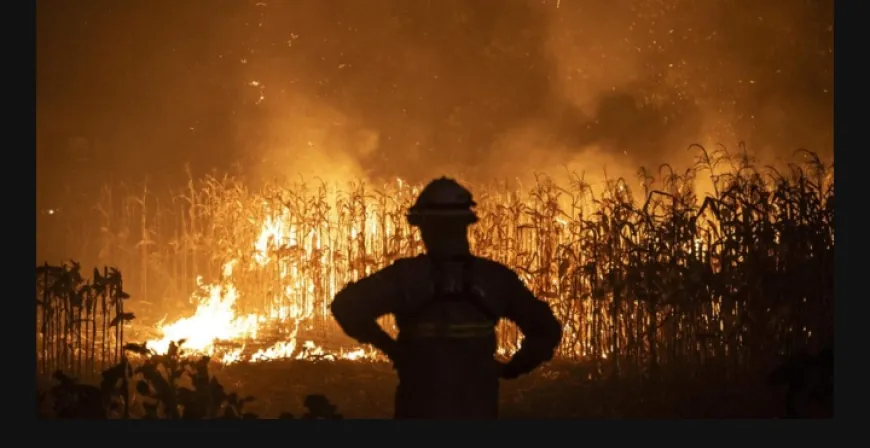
[
  {"xmin": 206, "ymin": 360, "xmax": 786, "ymax": 419},
  {"xmin": 36, "ymin": 358, "xmax": 796, "ymax": 418}
]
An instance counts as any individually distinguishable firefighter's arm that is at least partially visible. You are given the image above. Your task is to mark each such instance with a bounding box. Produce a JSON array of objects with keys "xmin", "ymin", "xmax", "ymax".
[
  {"xmin": 330, "ymin": 265, "xmax": 403, "ymax": 359},
  {"xmin": 501, "ymin": 273, "xmax": 563, "ymax": 379}
]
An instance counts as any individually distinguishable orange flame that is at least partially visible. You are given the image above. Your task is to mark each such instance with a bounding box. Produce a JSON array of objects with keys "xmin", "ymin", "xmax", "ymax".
[{"xmin": 145, "ymin": 215, "xmax": 382, "ymax": 364}]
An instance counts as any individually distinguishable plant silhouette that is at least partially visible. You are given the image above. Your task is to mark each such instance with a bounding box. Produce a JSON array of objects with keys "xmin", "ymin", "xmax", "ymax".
[
  {"xmin": 41, "ymin": 339, "xmax": 343, "ymax": 420},
  {"xmin": 37, "ymin": 262, "xmax": 134, "ymax": 378}
]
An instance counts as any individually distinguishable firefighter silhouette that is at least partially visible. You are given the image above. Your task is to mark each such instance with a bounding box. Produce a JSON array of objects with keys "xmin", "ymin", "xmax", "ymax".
[{"xmin": 331, "ymin": 177, "xmax": 563, "ymax": 419}]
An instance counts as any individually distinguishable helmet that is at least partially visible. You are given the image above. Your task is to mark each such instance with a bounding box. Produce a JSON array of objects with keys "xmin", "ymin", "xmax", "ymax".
[{"xmin": 407, "ymin": 177, "xmax": 478, "ymax": 226}]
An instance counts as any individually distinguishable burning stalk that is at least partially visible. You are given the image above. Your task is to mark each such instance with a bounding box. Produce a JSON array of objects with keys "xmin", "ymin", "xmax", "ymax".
[{"xmin": 43, "ymin": 148, "xmax": 833, "ymax": 378}]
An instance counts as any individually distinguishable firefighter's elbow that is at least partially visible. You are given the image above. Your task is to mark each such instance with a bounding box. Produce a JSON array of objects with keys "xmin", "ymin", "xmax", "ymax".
[
  {"xmin": 330, "ymin": 289, "xmax": 354, "ymax": 323},
  {"xmin": 329, "ymin": 301, "xmax": 342, "ymax": 323},
  {"xmin": 330, "ymin": 302, "xmax": 360, "ymax": 338},
  {"xmin": 548, "ymin": 316, "xmax": 564, "ymax": 347},
  {"xmin": 541, "ymin": 347, "xmax": 557, "ymax": 363},
  {"xmin": 535, "ymin": 317, "xmax": 562, "ymax": 360},
  {"xmin": 533, "ymin": 301, "xmax": 563, "ymax": 347}
]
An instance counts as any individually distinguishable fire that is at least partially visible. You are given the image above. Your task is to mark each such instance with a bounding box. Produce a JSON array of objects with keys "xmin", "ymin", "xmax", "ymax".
[
  {"xmin": 147, "ymin": 279, "xmax": 260, "ymax": 356},
  {"xmin": 145, "ymin": 212, "xmax": 383, "ymax": 364},
  {"xmin": 140, "ymin": 177, "xmax": 589, "ymax": 364},
  {"xmin": 138, "ymin": 166, "xmax": 793, "ymax": 366},
  {"xmin": 145, "ymin": 266, "xmax": 379, "ymax": 364}
]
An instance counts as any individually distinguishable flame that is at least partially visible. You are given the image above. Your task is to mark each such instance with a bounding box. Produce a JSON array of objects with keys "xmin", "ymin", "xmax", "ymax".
[
  {"xmin": 147, "ymin": 279, "xmax": 260, "ymax": 356},
  {"xmin": 145, "ymin": 210, "xmax": 383, "ymax": 364},
  {"xmin": 142, "ymin": 172, "xmax": 748, "ymax": 365}
]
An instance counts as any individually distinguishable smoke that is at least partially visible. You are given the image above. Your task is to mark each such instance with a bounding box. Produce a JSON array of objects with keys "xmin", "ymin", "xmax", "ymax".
[
  {"xmin": 236, "ymin": 0, "xmax": 832, "ymax": 187},
  {"xmin": 36, "ymin": 0, "xmax": 834, "ymax": 189},
  {"xmin": 239, "ymin": 0, "xmax": 557, "ymax": 184}
]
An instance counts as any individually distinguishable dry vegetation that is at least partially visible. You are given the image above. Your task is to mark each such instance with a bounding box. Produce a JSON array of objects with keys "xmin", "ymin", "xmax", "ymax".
[{"xmin": 40, "ymin": 146, "xmax": 833, "ymax": 382}]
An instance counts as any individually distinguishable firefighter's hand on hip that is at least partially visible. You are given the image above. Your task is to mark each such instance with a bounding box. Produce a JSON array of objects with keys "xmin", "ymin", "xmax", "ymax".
[
  {"xmin": 382, "ymin": 340, "xmax": 405, "ymax": 370},
  {"xmin": 496, "ymin": 360, "xmax": 520, "ymax": 380}
]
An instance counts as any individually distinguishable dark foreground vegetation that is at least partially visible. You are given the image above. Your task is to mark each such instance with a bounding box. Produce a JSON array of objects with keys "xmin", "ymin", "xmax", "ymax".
[
  {"xmin": 38, "ymin": 345, "xmax": 831, "ymax": 419},
  {"xmin": 38, "ymin": 341, "xmax": 342, "ymax": 419},
  {"xmin": 213, "ymin": 357, "xmax": 830, "ymax": 419}
]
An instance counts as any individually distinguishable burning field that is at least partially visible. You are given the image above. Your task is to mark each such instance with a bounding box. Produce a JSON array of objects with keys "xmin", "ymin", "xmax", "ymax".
[
  {"xmin": 36, "ymin": 146, "xmax": 833, "ymax": 418},
  {"xmin": 35, "ymin": 0, "xmax": 835, "ymax": 419}
]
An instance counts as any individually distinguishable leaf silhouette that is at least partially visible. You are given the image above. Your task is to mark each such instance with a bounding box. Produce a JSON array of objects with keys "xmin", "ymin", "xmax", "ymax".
[
  {"xmin": 109, "ymin": 312, "xmax": 136, "ymax": 328},
  {"xmin": 123, "ymin": 343, "xmax": 151, "ymax": 356}
]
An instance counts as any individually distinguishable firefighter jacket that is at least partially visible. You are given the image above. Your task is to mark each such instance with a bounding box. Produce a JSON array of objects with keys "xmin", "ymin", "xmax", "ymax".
[{"xmin": 331, "ymin": 253, "xmax": 563, "ymax": 419}]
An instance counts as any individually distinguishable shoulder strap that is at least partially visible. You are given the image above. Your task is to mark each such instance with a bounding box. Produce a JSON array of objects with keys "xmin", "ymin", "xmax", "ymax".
[{"xmin": 401, "ymin": 255, "xmax": 500, "ymax": 325}]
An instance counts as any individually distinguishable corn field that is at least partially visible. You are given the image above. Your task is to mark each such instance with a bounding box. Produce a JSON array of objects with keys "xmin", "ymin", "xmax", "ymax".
[
  {"xmin": 40, "ymin": 147, "xmax": 834, "ymax": 378},
  {"xmin": 36, "ymin": 263, "xmax": 135, "ymax": 377}
]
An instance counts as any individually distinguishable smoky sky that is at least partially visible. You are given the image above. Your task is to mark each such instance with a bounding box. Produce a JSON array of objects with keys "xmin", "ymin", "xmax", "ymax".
[{"xmin": 37, "ymin": 0, "xmax": 833, "ymax": 193}]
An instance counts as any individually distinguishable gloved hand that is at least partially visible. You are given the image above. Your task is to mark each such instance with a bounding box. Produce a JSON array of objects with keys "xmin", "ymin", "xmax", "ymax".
[
  {"xmin": 496, "ymin": 361, "xmax": 521, "ymax": 380},
  {"xmin": 382, "ymin": 340, "xmax": 406, "ymax": 370}
]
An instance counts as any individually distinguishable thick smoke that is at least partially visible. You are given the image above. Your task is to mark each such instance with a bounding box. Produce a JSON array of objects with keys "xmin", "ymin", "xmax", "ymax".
[
  {"xmin": 238, "ymin": 0, "xmax": 832, "ymax": 184},
  {"xmin": 36, "ymin": 0, "xmax": 833, "ymax": 188},
  {"xmin": 34, "ymin": 0, "xmax": 834, "ymax": 268},
  {"xmin": 238, "ymin": 0, "xmax": 559, "ymax": 183}
]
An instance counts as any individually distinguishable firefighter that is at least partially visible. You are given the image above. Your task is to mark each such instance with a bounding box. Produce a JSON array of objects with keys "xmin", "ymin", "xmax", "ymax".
[{"xmin": 330, "ymin": 177, "xmax": 563, "ymax": 419}]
